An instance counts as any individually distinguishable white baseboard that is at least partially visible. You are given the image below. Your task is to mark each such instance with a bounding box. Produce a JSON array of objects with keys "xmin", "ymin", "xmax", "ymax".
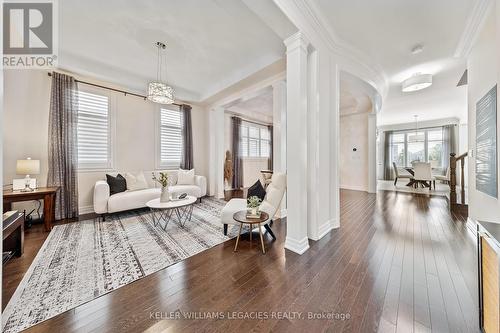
[
  {"xmin": 284, "ymin": 236, "xmax": 309, "ymax": 255},
  {"xmin": 340, "ymin": 184, "xmax": 368, "ymax": 192},
  {"xmin": 309, "ymin": 219, "xmax": 334, "ymax": 240},
  {"xmin": 79, "ymin": 205, "xmax": 94, "ymax": 215}
]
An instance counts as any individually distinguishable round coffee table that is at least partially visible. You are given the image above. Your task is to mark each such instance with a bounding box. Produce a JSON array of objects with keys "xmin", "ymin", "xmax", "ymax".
[
  {"xmin": 146, "ymin": 196, "xmax": 197, "ymax": 230},
  {"xmin": 233, "ymin": 210, "xmax": 270, "ymax": 254}
]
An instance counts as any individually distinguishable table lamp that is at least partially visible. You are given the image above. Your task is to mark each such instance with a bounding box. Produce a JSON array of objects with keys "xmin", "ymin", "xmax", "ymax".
[{"xmin": 16, "ymin": 158, "xmax": 40, "ymax": 192}]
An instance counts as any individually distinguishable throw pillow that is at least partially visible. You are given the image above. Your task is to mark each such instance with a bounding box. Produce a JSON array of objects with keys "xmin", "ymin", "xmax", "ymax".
[
  {"xmin": 247, "ymin": 180, "xmax": 266, "ymax": 204},
  {"xmin": 124, "ymin": 171, "xmax": 148, "ymax": 191},
  {"xmin": 106, "ymin": 174, "xmax": 127, "ymax": 195},
  {"xmin": 177, "ymin": 169, "xmax": 195, "ymax": 185}
]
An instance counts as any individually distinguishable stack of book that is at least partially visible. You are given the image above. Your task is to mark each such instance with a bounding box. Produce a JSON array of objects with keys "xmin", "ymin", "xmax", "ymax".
[{"xmin": 246, "ymin": 210, "xmax": 261, "ymax": 219}]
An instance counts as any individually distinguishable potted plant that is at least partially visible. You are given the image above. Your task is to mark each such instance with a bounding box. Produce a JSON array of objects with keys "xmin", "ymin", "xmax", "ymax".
[
  {"xmin": 152, "ymin": 172, "xmax": 170, "ymax": 203},
  {"xmin": 247, "ymin": 196, "xmax": 262, "ymax": 216}
]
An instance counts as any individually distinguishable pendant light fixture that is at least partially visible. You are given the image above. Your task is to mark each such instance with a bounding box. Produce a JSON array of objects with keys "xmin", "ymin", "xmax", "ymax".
[
  {"xmin": 147, "ymin": 42, "xmax": 174, "ymax": 104},
  {"xmin": 402, "ymin": 73, "xmax": 433, "ymax": 92}
]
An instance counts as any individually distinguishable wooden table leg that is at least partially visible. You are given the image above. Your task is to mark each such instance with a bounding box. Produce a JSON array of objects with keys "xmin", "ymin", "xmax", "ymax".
[
  {"xmin": 43, "ymin": 193, "xmax": 55, "ymax": 231},
  {"xmin": 234, "ymin": 223, "xmax": 243, "ymax": 252},
  {"xmin": 258, "ymin": 223, "xmax": 265, "ymax": 254},
  {"xmin": 250, "ymin": 225, "xmax": 252, "ymax": 242}
]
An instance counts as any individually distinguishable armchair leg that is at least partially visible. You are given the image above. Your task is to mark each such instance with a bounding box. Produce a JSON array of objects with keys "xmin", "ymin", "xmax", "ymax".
[
  {"xmin": 264, "ymin": 224, "xmax": 276, "ymax": 240},
  {"xmin": 223, "ymin": 224, "xmax": 228, "ymax": 236},
  {"xmin": 394, "ymin": 177, "xmax": 398, "ymax": 186}
]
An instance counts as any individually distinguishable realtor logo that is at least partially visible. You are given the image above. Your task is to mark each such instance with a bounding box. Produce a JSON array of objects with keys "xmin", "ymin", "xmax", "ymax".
[{"xmin": 3, "ymin": 1, "xmax": 58, "ymax": 68}]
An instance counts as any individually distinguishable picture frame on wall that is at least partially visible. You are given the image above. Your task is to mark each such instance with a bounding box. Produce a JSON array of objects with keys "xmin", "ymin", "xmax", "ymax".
[{"xmin": 475, "ymin": 85, "xmax": 498, "ymax": 198}]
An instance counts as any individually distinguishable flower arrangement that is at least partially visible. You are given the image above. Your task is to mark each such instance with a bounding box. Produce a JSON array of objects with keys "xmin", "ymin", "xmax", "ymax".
[
  {"xmin": 152, "ymin": 172, "xmax": 169, "ymax": 187},
  {"xmin": 247, "ymin": 196, "xmax": 262, "ymax": 208}
]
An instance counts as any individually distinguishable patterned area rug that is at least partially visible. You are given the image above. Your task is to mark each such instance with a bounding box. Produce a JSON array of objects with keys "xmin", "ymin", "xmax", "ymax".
[{"xmin": 2, "ymin": 198, "xmax": 238, "ymax": 333}]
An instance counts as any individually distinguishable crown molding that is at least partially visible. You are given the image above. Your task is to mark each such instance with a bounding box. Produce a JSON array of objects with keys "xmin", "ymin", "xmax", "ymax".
[
  {"xmin": 274, "ymin": 0, "xmax": 388, "ymax": 98},
  {"xmin": 454, "ymin": 0, "xmax": 493, "ymax": 58}
]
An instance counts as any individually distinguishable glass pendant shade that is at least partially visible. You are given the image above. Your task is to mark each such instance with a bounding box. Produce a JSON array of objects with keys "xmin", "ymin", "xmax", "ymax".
[{"xmin": 147, "ymin": 81, "xmax": 174, "ymax": 104}]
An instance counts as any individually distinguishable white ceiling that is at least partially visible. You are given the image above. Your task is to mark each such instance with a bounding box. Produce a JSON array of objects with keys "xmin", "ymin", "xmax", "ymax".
[
  {"xmin": 226, "ymin": 86, "xmax": 273, "ymax": 122},
  {"xmin": 59, "ymin": 0, "xmax": 287, "ymax": 102},
  {"xmin": 314, "ymin": 0, "xmax": 474, "ymax": 125}
]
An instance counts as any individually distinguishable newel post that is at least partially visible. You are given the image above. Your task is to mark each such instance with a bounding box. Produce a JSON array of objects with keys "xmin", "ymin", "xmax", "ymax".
[{"xmin": 449, "ymin": 153, "xmax": 457, "ymax": 206}]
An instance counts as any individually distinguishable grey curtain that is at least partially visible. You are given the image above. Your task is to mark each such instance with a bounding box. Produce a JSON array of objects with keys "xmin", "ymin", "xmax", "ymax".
[
  {"xmin": 268, "ymin": 125, "xmax": 273, "ymax": 170},
  {"xmin": 232, "ymin": 116, "xmax": 243, "ymax": 189},
  {"xmin": 47, "ymin": 72, "xmax": 79, "ymax": 220},
  {"xmin": 180, "ymin": 104, "xmax": 193, "ymax": 170},
  {"xmin": 442, "ymin": 124, "xmax": 457, "ymax": 171},
  {"xmin": 383, "ymin": 131, "xmax": 394, "ymax": 180}
]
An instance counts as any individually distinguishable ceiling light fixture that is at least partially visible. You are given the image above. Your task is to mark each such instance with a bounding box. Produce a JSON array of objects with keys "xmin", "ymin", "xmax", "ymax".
[
  {"xmin": 147, "ymin": 42, "xmax": 174, "ymax": 104},
  {"xmin": 402, "ymin": 73, "xmax": 433, "ymax": 92}
]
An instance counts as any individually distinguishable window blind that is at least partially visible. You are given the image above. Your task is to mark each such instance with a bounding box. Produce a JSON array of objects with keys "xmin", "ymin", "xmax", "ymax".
[
  {"xmin": 77, "ymin": 91, "xmax": 111, "ymax": 169},
  {"xmin": 240, "ymin": 121, "xmax": 270, "ymax": 158},
  {"xmin": 160, "ymin": 107, "xmax": 183, "ymax": 168}
]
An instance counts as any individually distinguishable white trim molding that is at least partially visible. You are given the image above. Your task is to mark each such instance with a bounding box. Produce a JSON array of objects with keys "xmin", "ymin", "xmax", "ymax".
[
  {"xmin": 454, "ymin": 0, "xmax": 493, "ymax": 58},
  {"xmin": 273, "ymin": 0, "xmax": 388, "ymax": 98},
  {"xmin": 285, "ymin": 236, "xmax": 310, "ymax": 255}
]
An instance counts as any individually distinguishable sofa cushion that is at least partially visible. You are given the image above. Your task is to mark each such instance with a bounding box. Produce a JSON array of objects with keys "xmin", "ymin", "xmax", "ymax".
[
  {"xmin": 108, "ymin": 188, "xmax": 160, "ymax": 213},
  {"xmin": 106, "ymin": 174, "xmax": 127, "ymax": 195},
  {"xmin": 124, "ymin": 172, "xmax": 148, "ymax": 191},
  {"xmin": 177, "ymin": 169, "xmax": 195, "ymax": 185},
  {"xmin": 169, "ymin": 185, "xmax": 202, "ymax": 198},
  {"xmin": 247, "ymin": 180, "xmax": 266, "ymax": 203}
]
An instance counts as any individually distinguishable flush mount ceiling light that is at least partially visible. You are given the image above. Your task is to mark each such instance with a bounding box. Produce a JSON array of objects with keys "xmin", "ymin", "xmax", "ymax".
[
  {"xmin": 147, "ymin": 42, "xmax": 175, "ymax": 104},
  {"xmin": 402, "ymin": 73, "xmax": 433, "ymax": 92}
]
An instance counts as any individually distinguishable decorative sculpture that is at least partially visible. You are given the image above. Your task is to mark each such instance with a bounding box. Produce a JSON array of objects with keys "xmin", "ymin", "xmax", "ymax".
[{"xmin": 224, "ymin": 150, "xmax": 233, "ymax": 183}]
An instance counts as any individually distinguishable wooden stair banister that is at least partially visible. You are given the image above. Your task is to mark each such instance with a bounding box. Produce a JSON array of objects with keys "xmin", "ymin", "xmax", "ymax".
[{"xmin": 449, "ymin": 152, "xmax": 468, "ymax": 214}]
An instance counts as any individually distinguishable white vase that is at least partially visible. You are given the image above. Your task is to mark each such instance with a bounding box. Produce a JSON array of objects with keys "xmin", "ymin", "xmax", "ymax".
[
  {"xmin": 160, "ymin": 186, "xmax": 170, "ymax": 203},
  {"xmin": 251, "ymin": 207, "xmax": 258, "ymax": 215}
]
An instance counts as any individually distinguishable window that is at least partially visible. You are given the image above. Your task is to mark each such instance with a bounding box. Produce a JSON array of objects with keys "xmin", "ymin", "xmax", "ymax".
[
  {"xmin": 77, "ymin": 90, "xmax": 112, "ymax": 169},
  {"xmin": 159, "ymin": 107, "xmax": 183, "ymax": 168},
  {"xmin": 389, "ymin": 127, "xmax": 445, "ymax": 169},
  {"xmin": 240, "ymin": 121, "xmax": 270, "ymax": 158}
]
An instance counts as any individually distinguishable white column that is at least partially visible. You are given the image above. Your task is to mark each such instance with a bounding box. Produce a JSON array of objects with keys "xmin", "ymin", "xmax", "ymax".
[
  {"xmin": 284, "ymin": 32, "xmax": 310, "ymax": 254},
  {"xmin": 311, "ymin": 49, "xmax": 335, "ymax": 239},
  {"xmin": 208, "ymin": 107, "xmax": 225, "ymax": 198},
  {"xmin": 307, "ymin": 48, "xmax": 319, "ymax": 239},
  {"xmin": 272, "ymin": 80, "xmax": 287, "ymax": 218},
  {"xmin": 330, "ymin": 61, "xmax": 341, "ymax": 229},
  {"xmin": 367, "ymin": 113, "xmax": 377, "ymax": 193}
]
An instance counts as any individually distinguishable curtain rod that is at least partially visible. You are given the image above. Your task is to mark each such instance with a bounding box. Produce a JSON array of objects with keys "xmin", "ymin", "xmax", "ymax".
[
  {"xmin": 47, "ymin": 72, "xmax": 183, "ymax": 107},
  {"xmin": 226, "ymin": 111, "xmax": 272, "ymax": 127},
  {"xmin": 388, "ymin": 124, "xmax": 457, "ymax": 133}
]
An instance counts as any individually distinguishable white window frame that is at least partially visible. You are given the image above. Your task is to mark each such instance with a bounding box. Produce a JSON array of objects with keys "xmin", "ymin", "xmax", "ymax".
[
  {"xmin": 240, "ymin": 121, "xmax": 271, "ymax": 159},
  {"xmin": 76, "ymin": 87, "xmax": 115, "ymax": 171},
  {"xmin": 156, "ymin": 105, "xmax": 183, "ymax": 170}
]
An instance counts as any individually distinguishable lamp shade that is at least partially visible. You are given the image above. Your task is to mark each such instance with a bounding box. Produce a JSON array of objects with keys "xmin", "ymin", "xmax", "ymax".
[
  {"xmin": 16, "ymin": 159, "xmax": 40, "ymax": 175},
  {"xmin": 147, "ymin": 81, "xmax": 175, "ymax": 104},
  {"xmin": 402, "ymin": 74, "xmax": 433, "ymax": 92}
]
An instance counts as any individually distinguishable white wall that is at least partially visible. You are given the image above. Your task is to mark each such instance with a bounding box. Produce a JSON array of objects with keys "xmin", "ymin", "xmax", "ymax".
[
  {"xmin": 3, "ymin": 70, "xmax": 209, "ymax": 214},
  {"xmin": 467, "ymin": 5, "xmax": 500, "ymax": 223},
  {"xmin": 340, "ymin": 113, "xmax": 369, "ymax": 191}
]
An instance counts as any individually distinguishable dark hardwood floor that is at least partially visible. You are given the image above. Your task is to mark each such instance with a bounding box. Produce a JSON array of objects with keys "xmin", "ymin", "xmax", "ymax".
[{"xmin": 5, "ymin": 190, "xmax": 479, "ymax": 332}]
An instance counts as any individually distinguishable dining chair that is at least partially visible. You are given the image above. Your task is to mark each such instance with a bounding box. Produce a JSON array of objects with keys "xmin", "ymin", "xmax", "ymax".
[
  {"xmin": 413, "ymin": 162, "xmax": 435, "ymax": 189},
  {"xmin": 392, "ymin": 162, "xmax": 413, "ymax": 185},
  {"xmin": 434, "ymin": 166, "xmax": 450, "ymax": 185}
]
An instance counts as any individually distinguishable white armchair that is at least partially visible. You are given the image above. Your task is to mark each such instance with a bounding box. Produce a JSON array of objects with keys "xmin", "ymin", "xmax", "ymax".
[{"xmin": 221, "ymin": 173, "xmax": 286, "ymax": 239}]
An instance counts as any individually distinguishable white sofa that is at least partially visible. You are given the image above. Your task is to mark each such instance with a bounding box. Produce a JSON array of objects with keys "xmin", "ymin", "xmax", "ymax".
[
  {"xmin": 93, "ymin": 170, "xmax": 207, "ymax": 215},
  {"xmin": 221, "ymin": 173, "xmax": 286, "ymax": 239}
]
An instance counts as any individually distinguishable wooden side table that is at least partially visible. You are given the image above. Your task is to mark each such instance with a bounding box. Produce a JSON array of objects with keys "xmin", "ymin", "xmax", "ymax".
[
  {"xmin": 3, "ymin": 187, "xmax": 59, "ymax": 231},
  {"xmin": 233, "ymin": 210, "xmax": 269, "ymax": 254}
]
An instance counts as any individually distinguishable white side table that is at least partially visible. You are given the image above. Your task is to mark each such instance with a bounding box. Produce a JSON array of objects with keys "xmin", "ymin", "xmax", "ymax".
[{"xmin": 146, "ymin": 196, "xmax": 197, "ymax": 230}]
